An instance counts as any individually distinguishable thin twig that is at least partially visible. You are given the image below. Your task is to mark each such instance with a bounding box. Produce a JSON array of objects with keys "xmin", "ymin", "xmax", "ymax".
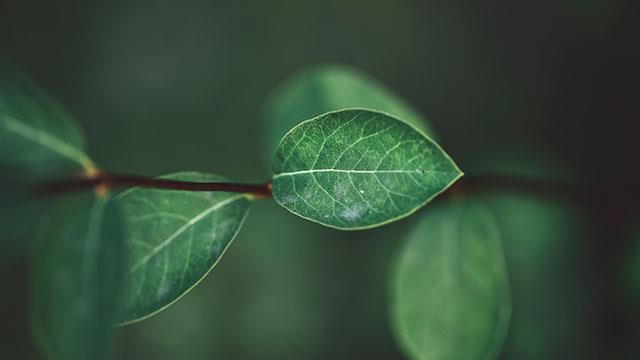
[{"xmin": 34, "ymin": 173, "xmax": 272, "ymax": 199}]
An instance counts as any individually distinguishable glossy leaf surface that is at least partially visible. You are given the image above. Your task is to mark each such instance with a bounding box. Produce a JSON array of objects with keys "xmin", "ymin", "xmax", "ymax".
[
  {"xmin": 116, "ymin": 172, "xmax": 250, "ymax": 324},
  {"xmin": 272, "ymin": 109, "xmax": 461, "ymax": 230},
  {"xmin": 30, "ymin": 193, "xmax": 125, "ymax": 360},
  {"xmin": 263, "ymin": 64, "xmax": 436, "ymax": 159},
  {"xmin": 392, "ymin": 199, "xmax": 511, "ymax": 360}
]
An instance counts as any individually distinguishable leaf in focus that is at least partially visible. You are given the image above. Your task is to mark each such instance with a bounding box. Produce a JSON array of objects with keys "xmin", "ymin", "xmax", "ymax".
[
  {"xmin": 0, "ymin": 63, "xmax": 94, "ymax": 175},
  {"xmin": 29, "ymin": 193, "xmax": 125, "ymax": 360},
  {"xmin": 271, "ymin": 109, "xmax": 461, "ymax": 230},
  {"xmin": 263, "ymin": 64, "xmax": 437, "ymax": 160},
  {"xmin": 391, "ymin": 199, "xmax": 511, "ymax": 360},
  {"xmin": 116, "ymin": 172, "xmax": 250, "ymax": 325}
]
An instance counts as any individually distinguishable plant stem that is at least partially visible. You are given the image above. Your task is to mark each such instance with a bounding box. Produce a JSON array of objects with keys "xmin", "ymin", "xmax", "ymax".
[
  {"xmin": 35, "ymin": 172, "xmax": 272, "ymax": 199},
  {"xmin": 36, "ymin": 172, "xmax": 629, "ymax": 209}
]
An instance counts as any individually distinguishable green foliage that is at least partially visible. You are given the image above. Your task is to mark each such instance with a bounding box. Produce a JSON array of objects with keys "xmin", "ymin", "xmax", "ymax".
[
  {"xmin": 29, "ymin": 193, "xmax": 125, "ymax": 360},
  {"xmin": 2, "ymin": 61, "xmax": 524, "ymax": 359},
  {"xmin": 271, "ymin": 109, "xmax": 461, "ymax": 230},
  {"xmin": 263, "ymin": 64, "xmax": 437, "ymax": 160},
  {"xmin": 391, "ymin": 199, "xmax": 511, "ymax": 360},
  {"xmin": 0, "ymin": 65, "xmax": 94, "ymax": 258},
  {"xmin": 482, "ymin": 194, "xmax": 588, "ymax": 359},
  {"xmin": 0, "ymin": 64, "xmax": 94, "ymax": 174},
  {"xmin": 0, "ymin": 175, "xmax": 49, "ymax": 263},
  {"xmin": 115, "ymin": 172, "xmax": 251, "ymax": 324},
  {"xmin": 115, "ymin": 200, "xmax": 340, "ymax": 359},
  {"xmin": 467, "ymin": 149, "xmax": 590, "ymax": 359}
]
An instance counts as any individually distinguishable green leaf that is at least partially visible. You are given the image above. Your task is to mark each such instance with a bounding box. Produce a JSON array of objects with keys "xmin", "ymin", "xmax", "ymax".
[
  {"xmin": 0, "ymin": 65, "xmax": 96, "ymax": 261},
  {"xmin": 483, "ymin": 194, "xmax": 590, "ymax": 359},
  {"xmin": 470, "ymin": 149, "xmax": 590, "ymax": 359},
  {"xmin": 0, "ymin": 64, "xmax": 95, "ymax": 174},
  {"xmin": 271, "ymin": 109, "xmax": 462, "ymax": 230},
  {"xmin": 29, "ymin": 193, "xmax": 125, "ymax": 360},
  {"xmin": 263, "ymin": 64, "xmax": 437, "ymax": 160},
  {"xmin": 116, "ymin": 172, "xmax": 251, "ymax": 325},
  {"xmin": 0, "ymin": 174, "xmax": 48, "ymax": 264},
  {"xmin": 391, "ymin": 199, "xmax": 511, "ymax": 360}
]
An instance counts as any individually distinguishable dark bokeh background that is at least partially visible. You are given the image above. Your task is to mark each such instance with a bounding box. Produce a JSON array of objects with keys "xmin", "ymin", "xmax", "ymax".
[{"xmin": 1, "ymin": 0, "xmax": 638, "ymax": 359}]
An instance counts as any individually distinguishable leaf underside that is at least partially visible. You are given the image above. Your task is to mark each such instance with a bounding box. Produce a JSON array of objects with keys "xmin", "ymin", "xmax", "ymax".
[
  {"xmin": 116, "ymin": 172, "xmax": 250, "ymax": 325},
  {"xmin": 30, "ymin": 194, "xmax": 125, "ymax": 360},
  {"xmin": 263, "ymin": 64, "xmax": 437, "ymax": 161},
  {"xmin": 271, "ymin": 109, "xmax": 462, "ymax": 230},
  {"xmin": 392, "ymin": 199, "xmax": 511, "ymax": 360}
]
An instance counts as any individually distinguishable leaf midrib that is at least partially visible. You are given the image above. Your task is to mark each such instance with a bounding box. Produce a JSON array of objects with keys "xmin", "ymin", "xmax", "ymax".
[
  {"xmin": 124, "ymin": 194, "xmax": 246, "ymax": 278},
  {"xmin": 0, "ymin": 114, "xmax": 93, "ymax": 170},
  {"xmin": 273, "ymin": 168, "xmax": 456, "ymax": 179}
]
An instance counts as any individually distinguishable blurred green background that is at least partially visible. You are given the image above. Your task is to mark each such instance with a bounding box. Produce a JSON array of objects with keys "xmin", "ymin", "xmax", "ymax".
[{"xmin": 1, "ymin": 0, "xmax": 637, "ymax": 359}]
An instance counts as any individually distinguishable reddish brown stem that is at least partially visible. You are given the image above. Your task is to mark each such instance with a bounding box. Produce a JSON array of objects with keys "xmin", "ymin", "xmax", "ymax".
[{"xmin": 35, "ymin": 173, "xmax": 272, "ymax": 199}]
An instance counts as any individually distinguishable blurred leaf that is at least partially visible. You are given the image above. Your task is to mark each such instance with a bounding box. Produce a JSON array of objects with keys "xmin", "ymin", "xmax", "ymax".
[
  {"xmin": 0, "ymin": 63, "xmax": 95, "ymax": 174},
  {"xmin": 29, "ymin": 193, "xmax": 125, "ymax": 360},
  {"xmin": 482, "ymin": 194, "xmax": 588, "ymax": 359},
  {"xmin": 0, "ymin": 65, "xmax": 96, "ymax": 257},
  {"xmin": 0, "ymin": 175, "xmax": 47, "ymax": 263},
  {"xmin": 263, "ymin": 64, "xmax": 437, "ymax": 161},
  {"xmin": 391, "ymin": 199, "xmax": 511, "ymax": 360},
  {"xmin": 272, "ymin": 109, "xmax": 461, "ymax": 230},
  {"xmin": 116, "ymin": 172, "xmax": 250, "ymax": 325},
  {"xmin": 471, "ymin": 147, "xmax": 590, "ymax": 359}
]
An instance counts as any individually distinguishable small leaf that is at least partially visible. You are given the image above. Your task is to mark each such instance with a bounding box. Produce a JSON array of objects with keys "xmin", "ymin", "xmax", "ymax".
[
  {"xmin": 30, "ymin": 193, "xmax": 125, "ymax": 360},
  {"xmin": 116, "ymin": 172, "xmax": 250, "ymax": 324},
  {"xmin": 0, "ymin": 64, "xmax": 95, "ymax": 174},
  {"xmin": 271, "ymin": 109, "xmax": 461, "ymax": 230},
  {"xmin": 391, "ymin": 199, "xmax": 511, "ymax": 360},
  {"xmin": 263, "ymin": 64, "xmax": 437, "ymax": 160}
]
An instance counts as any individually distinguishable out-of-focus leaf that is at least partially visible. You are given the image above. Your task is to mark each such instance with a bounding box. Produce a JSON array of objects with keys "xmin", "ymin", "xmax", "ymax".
[
  {"xmin": 29, "ymin": 193, "xmax": 125, "ymax": 360},
  {"xmin": 391, "ymin": 199, "xmax": 511, "ymax": 360},
  {"xmin": 0, "ymin": 65, "xmax": 96, "ymax": 258},
  {"xmin": 263, "ymin": 64, "xmax": 437, "ymax": 160},
  {"xmin": 0, "ymin": 64, "xmax": 94, "ymax": 174},
  {"xmin": 471, "ymin": 148, "xmax": 590, "ymax": 359},
  {"xmin": 272, "ymin": 109, "xmax": 461, "ymax": 230},
  {"xmin": 0, "ymin": 175, "xmax": 47, "ymax": 263},
  {"xmin": 116, "ymin": 172, "xmax": 250, "ymax": 325},
  {"xmin": 482, "ymin": 194, "xmax": 588, "ymax": 359}
]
